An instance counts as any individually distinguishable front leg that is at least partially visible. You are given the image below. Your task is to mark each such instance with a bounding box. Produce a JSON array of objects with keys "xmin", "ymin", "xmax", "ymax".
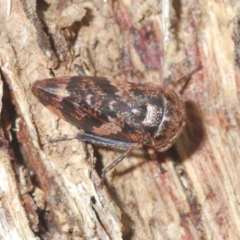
[{"xmin": 49, "ymin": 132, "xmax": 141, "ymax": 181}]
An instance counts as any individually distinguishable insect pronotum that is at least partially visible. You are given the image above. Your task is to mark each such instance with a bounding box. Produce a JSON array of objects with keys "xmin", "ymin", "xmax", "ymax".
[{"xmin": 32, "ymin": 65, "xmax": 201, "ymax": 179}]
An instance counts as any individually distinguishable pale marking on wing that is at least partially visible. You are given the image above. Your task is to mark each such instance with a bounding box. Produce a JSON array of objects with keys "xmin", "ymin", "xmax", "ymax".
[
  {"xmin": 108, "ymin": 100, "xmax": 116, "ymax": 110},
  {"xmin": 86, "ymin": 94, "xmax": 93, "ymax": 105},
  {"xmin": 46, "ymin": 88, "xmax": 70, "ymax": 98}
]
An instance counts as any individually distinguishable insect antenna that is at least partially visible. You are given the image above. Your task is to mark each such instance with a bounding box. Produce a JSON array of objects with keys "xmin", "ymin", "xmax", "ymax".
[{"xmin": 167, "ymin": 63, "xmax": 202, "ymax": 95}]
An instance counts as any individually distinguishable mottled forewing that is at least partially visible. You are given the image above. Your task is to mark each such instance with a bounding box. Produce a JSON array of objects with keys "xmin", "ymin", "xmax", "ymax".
[{"xmin": 32, "ymin": 76, "xmax": 164, "ymax": 145}]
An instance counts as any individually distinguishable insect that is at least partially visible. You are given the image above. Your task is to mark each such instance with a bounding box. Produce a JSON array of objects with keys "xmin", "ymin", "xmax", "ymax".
[{"xmin": 32, "ymin": 65, "xmax": 200, "ymax": 179}]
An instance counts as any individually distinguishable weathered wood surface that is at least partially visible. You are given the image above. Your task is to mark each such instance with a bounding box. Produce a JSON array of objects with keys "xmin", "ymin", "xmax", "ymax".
[{"xmin": 0, "ymin": 0, "xmax": 239, "ymax": 239}]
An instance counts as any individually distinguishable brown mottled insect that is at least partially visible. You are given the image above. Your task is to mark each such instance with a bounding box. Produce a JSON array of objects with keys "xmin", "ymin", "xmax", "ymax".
[{"xmin": 32, "ymin": 66, "xmax": 200, "ymax": 179}]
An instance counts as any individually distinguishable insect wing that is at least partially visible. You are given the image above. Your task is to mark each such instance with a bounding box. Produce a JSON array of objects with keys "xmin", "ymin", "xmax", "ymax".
[{"xmin": 32, "ymin": 76, "xmax": 165, "ymax": 145}]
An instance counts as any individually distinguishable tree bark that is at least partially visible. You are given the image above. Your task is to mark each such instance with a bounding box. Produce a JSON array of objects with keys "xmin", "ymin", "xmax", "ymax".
[{"xmin": 0, "ymin": 0, "xmax": 239, "ymax": 239}]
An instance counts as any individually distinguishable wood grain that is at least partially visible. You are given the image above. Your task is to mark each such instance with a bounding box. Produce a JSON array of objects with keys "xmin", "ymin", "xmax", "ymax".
[{"xmin": 0, "ymin": 0, "xmax": 239, "ymax": 239}]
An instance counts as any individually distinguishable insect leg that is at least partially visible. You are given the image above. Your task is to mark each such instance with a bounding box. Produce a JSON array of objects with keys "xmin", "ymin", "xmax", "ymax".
[
  {"xmin": 49, "ymin": 132, "xmax": 138, "ymax": 148},
  {"xmin": 50, "ymin": 132, "xmax": 141, "ymax": 180},
  {"xmin": 74, "ymin": 64, "xmax": 86, "ymax": 76},
  {"xmin": 148, "ymin": 147, "xmax": 166, "ymax": 173},
  {"xmin": 147, "ymin": 147, "xmax": 157, "ymax": 160},
  {"xmin": 48, "ymin": 134, "xmax": 76, "ymax": 143},
  {"xmin": 101, "ymin": 147, "xmax": 134, "ymax": 179},
  {"xmin": 76, "ymin": 132, "xmax": 140, "ymax": 148},
  {"xmin": 77, "ymin": 133, "xmax": 142, "ymax": 179}
]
